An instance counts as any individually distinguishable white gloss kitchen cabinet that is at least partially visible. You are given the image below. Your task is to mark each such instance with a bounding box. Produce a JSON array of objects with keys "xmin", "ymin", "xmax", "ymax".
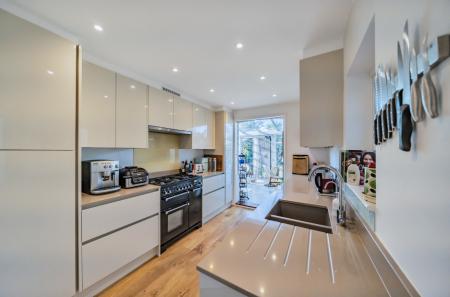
[
  {"xmin": 174, "ymin": 96, "xmax": 193, "ymax": 131},
  {"xmin": 0, "ymin": 9, "xmax": 76, "ymax": 297},
  {"xmin": 202, "ymin": 173, "xmax": 226, "ymax": 223},
  {"xmin": 182, "ymin": 104, "xmax": 215, "ymax": 149},
  {"xmin": 148, "ymin": 86, "xmax": 174, "ymax": 129},
  {"xmin": 299, "ymin": 49, "xmax": 343, "ymax": 147},
  {"xmin": 148, "ymin": 86, "xmax": 193, "ymax": 131},
  {"xmin": 116, "ymin": 74, "xmax": 148, "ymax": 148},
  {"xmin": 80, "ymin": 61, "xmax": 148, "ymax": 148},
  {"xmin": 81, "ymin": 191, "xmax": 160, "ymax": 294}
]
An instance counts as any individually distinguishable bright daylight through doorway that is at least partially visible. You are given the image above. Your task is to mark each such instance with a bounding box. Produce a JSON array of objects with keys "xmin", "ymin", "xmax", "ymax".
[{"xmin": 237, "ymin": 117, "xmax": 284, "ymax": 208}]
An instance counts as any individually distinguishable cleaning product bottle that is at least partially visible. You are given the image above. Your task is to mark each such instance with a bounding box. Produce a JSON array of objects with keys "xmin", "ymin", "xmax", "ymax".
[{"xmin": 347, "ymin": 159, "xmax": 360, "ymax": 186}]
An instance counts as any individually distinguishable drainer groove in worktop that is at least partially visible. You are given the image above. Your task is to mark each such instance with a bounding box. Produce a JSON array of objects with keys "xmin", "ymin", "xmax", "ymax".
[{"xmin": 245, "ymin": 220, "xmax": 336, "ymax": 284}]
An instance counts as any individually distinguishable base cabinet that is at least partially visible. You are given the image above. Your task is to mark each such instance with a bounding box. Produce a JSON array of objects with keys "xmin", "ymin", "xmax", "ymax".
[
  {"xmin": 203, "ymin": 188, "xmax": 226, "ymax": 223},
  {"xmin": 82, "ymin": 215, "xmax": 159, "ymax": 289}
]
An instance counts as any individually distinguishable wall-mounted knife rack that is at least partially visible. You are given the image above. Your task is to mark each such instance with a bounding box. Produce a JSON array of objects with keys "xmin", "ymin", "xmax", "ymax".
[{"xmin": 374, "ymin": 29, "xmax": 450, "ymax": 152}]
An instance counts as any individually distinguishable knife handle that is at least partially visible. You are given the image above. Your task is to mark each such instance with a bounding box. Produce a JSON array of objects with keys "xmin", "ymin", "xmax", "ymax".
[
  {"xmin": 387, "ymin": 99, "xmax": 393, "ymax": 133},
  {"xmin": 374, "ymin": 117, "xmax": 379, "ymax": 145},
  {"xmin": 390, "ymin": 95, "xmax": 398, "ymax": 129},
  {"xmin": 382, "ymin": 106, "xmax": 390, "ymax": 139},
  {"xmin": 410, "ymin": 79, "xmax": 424, "ymax": 122},
  {"xmin": 421, "ymin": 72, "xmax": 439, "ymax": 118},
  {"xmin": 399, "ymin": 104, "xmax": 413, "ymax": 152},
  {"xmin": 377, "ymin": 113, "xmax": 383, "ymax": 143}
]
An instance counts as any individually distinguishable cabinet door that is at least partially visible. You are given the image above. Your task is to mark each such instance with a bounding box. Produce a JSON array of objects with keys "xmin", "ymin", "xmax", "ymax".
[
  {"xmin": 80, "ymin": 61, "xmax": 116, "ymax": 147},
  {"xmin": 192, "ymin": 105, "xmax": 207, "ymax": 149},
  {"xmin": 82, "ymin": 215, "xmax": 159, "ymax": 289},
  {"xmin": 116, "ymin": 74, "xmax": 148, "ymax": 148},
  {"xmin": 0, "ymin": 151, "xmax": 76, "ymax": 297},
  {"xmin": 0, "ymin": 10, "xmax": 76, "ymax": 150},
  {"xmin": 173, "ymin": 97, "xmax": 193, "ymax": 131},
  {"xmin": 148, "ymin": 87, "xmax": 173, "ymax": 128},
  {"xmin": 206, "ymin": 109, "xmax": 216, "ymax": 149},
  {"xmin": 203, "ymin": 188, "xmax": 226, "ymax": 222}
]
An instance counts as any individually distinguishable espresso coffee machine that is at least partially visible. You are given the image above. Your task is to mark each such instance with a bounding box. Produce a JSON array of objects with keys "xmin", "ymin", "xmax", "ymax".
[{"xmin": 82, "ymin": 160, "xmax": 121, "ymax": 195}]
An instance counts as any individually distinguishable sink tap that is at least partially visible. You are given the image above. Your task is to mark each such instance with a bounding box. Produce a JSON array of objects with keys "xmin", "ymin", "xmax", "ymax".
[{"xmin": 308, "ymin": 165, "xmax": 346, "ymax": 225}]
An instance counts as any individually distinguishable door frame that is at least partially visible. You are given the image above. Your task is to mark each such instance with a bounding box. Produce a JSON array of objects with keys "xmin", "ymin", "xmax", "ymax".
[{"xmin": 233, "ymin": 115, "xmax": 286, "ymax": 203}]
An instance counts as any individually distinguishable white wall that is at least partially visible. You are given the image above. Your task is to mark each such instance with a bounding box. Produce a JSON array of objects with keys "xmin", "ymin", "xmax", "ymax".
[
  {"xmin": 233, "ymin": 101, "xmax": 330, "ymax": 184},
  {"xmin": 344, "ymin": 1, "xmax": 450, "ymax": 296}
]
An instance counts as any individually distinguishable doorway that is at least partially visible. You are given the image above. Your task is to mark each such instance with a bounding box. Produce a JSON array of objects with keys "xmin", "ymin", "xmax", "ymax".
[{"xmin": 237, "ymin": 117, "xmax": 284, "ymax": 207}]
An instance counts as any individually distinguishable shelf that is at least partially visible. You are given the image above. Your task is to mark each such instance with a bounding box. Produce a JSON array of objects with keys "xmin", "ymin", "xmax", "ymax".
[{"xmin": 345, "ymin": 183, "xmax": 376, "ymax": 212}]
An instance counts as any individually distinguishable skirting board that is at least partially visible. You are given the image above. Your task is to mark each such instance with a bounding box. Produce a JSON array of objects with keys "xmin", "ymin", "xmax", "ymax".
[
  {"xmin": 76, "ymin": 247, "xmax": 159, "ymax": 297},
  {"xmin": 346, "ymin": 205, "xmax": 420, "ymax": 297}
]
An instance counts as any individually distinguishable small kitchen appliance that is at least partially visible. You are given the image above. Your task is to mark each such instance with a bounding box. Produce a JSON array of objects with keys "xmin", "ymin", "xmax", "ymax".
[
  {"xmin": 82, "ymin": 160, "xmax": 120, "ymax": 195},
  {"xmin": 119, "ymin": 166, "xmax": 149, "ymax": 189},
  {"xmin": 314, "ymin": 168, "xmax": 337, "ymax": 194}
]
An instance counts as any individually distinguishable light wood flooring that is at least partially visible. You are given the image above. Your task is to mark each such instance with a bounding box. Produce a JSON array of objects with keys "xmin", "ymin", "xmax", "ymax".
[{"xmin": 99, "ymin": 185, "xmax": 282, "ymax": 297}]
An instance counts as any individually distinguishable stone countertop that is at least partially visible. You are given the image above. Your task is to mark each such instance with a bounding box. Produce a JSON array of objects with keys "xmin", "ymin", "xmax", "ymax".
[
  {"xmin": 81, "ymin": 184, "xmax": 160, "ymax": 210},
  {"xmin": 197, "ymin": 175, "xmax": 388, "ymax": 297},
  {"xmin": 194, "ymin": 171, "xmax": 224, "ymax": 179}
]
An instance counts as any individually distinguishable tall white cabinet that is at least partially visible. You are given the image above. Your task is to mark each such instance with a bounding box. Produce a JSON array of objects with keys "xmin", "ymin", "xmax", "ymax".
[{"xmin": 0, "ymin": 9, "xmax": 76, "ymax": 297}]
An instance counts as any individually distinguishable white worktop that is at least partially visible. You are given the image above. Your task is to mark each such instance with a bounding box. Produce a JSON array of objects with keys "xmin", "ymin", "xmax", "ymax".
[{"xmin": 197, "ymin": 176, "xmax": 388, "ymax": 297}]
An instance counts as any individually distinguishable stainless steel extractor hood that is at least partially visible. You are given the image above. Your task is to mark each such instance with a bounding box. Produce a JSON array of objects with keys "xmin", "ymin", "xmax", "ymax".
[{"xmin": 148, "ymin": 125, "xmax": 192, "ymax": 135}]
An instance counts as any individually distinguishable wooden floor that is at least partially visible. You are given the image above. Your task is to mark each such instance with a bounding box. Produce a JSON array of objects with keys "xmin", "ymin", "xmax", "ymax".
[{"xmin": 99, "ymin": 185, "xmax": 282, "ymax": 297}]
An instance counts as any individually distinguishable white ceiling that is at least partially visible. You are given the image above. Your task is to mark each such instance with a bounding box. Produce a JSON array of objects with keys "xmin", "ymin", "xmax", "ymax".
[{"xmin": 5, "ymin": 0, "xmax": 353, "ymax": 109}]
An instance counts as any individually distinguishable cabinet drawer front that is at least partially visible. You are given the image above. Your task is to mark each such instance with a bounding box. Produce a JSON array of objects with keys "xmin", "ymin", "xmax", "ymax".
[
  {"xmin": 203, "ymin": 188, "xmax": 225, "ymax": 219},
  {"xmin": 82, "ymin": 191, "xmax": 160, "ymax": 242},
  {"xmin": 82, "ymin": 215, "xmax": 159, "ymax": 289},
  {"xmin": 203, "ymin": 174, "xmax": 225, "ymax": 194}
]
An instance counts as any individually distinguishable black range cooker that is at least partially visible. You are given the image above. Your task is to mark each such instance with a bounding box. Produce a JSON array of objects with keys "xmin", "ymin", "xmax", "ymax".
[{"xmin": 149, "ymin": 174, "xmax": 202, "ymax": 252}]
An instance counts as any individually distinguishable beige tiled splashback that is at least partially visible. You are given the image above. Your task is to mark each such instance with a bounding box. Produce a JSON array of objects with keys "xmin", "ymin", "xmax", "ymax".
[{"xmin": 134, "ymin": 132, "xmax": 203, "ymax": 173}]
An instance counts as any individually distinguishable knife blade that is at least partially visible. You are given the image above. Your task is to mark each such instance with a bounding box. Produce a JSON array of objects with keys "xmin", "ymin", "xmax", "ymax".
[
  {"xmin": 410, "ymin": 48, "xmax": 424, "ymax": 122},
  {"xmin": 401, "ymin": 21, "xmax": 411, "ymax": 106},
  {"xmin": 421, "ymin": 33, "xmax": 439, "ymax": 118}
]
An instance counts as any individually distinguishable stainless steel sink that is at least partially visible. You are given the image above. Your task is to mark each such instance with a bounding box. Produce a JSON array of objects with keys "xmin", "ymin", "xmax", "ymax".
[{"xmin": 265, "ymin": 200, "xmax": 332, "ymax": 233}]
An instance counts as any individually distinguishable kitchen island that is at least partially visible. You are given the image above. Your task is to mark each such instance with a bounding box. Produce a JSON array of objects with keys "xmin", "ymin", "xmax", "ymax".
[{"xmin": 197, "ymin": 176, "xmax": 388, "ymax": 297}]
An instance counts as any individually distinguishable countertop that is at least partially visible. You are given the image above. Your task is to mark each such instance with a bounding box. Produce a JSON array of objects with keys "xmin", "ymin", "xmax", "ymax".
[
  {"xmin": 197, "ymin": 176, "xmax": 388, "ymax": 297},
  {"xmin": 81, "ymin": 184, "xmax": 160, "ymax": 209},
  {"xmin": 194, "ymin": 171, "xmax": 224, "ymax": 179}
]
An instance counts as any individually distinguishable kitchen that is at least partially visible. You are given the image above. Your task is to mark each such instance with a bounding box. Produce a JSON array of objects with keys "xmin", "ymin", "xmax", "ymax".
[{"xmin": 0, "ymin": 1, "xmax": 449, "ymax": 297}]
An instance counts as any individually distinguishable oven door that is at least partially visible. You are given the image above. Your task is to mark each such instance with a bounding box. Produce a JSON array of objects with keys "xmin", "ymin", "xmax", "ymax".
[{"xmin": 161, "ymin": 199, "xmax": 190, "ymax": 245}]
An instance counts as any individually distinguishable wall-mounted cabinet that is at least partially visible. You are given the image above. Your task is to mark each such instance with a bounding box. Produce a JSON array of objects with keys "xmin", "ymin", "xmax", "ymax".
[
  {"xmin": 80, "ymin": 62, "xmax": 148, "ymax": 148},
  {"xmin": 148, "ymin": 86, "xmax": 174, "ymax": 129},
  {"xmin": 148, "ymin": 87, "xmax": 193, "ymax": 132},
  {"xmin": 174, "ymin": 96, "xmax": 193, "ymax": 131},
  {"xmin": 299, "ymin": 49, "xmax": 343, "ymax": 147},
  {"xmin": 182, "ymin": 104, "xmax": 215, "ymax": 149},
  {"xmin": 116, "ymin": 74, "xmax": 148, "ymax": 148}
]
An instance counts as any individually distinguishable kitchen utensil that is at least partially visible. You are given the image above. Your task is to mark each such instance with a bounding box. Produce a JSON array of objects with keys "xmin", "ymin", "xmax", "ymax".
[
  {"xmin": 378, "ymin": 66, "xmax": 388, "ymax": 141},
  {"xmin": 410, "ymin": 48, "xmax": 424, "ymax": 121},
  {"xmin": 428, "ymin": 34, "xmax": 450, "ymax": 67},
  {"xmin": 386, "ymin": 70, "xmax": 394, "ymax": 137},
  {"xmin": 421, "ymin": 34, "xmax": 439, "ymax": 118},
  {"xmin": 373, "ymin": 74, "xmax": 379, "ymax": 145},
  {"xmin": 398, "ymin": 40, "xmax": 413, "ymax": 151}
]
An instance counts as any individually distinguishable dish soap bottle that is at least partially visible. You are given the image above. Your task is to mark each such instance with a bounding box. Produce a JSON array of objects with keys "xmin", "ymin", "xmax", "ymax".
[{"xmin": 347, "ymin": 159, "xmax": 360, "ymax": 186}]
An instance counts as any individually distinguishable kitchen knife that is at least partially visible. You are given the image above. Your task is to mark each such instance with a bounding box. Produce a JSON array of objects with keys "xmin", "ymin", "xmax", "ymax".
[
  {"xmin": 373, "ymin": 74, "xmax": 379, "ymax": 145},
  {"xmin": 410, "ymin": 48, "xmax": 424, "ymax": 122},
  {"xmin": 421, "ymin": 34, "xmax": 439, "ymax": 118},
  {"xmin": 398, "ymin": 40, "xmax": 413, "ymax": 152},
  {"xmin": 385, "ymin": 70, "xmax": 393, "ymax": 137},
  {"xmin": 379, "ymin": 67, "xmax": 389, "ymax": 141}
]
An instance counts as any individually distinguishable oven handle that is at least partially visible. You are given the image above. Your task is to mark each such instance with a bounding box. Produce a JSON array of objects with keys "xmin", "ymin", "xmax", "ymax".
[
  {"xmin": 165, "ymin": 202, "xmax": 190, "ymax": 215},
  {"xmin": 164, "ymin": 191, "xmax": 190, "ymax": 202}
]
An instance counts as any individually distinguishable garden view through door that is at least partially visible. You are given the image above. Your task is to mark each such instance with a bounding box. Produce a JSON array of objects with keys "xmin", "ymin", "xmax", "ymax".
[{"xmin": 238, "ymin": 117, "xmax": 284, "ymax": 201}]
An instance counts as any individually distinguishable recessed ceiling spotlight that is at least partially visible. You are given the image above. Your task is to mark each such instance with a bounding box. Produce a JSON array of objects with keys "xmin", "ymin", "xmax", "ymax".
[
  {"xmin": 209, "ymin": 88, "xmax": 215, "ymax": 93},
  {"xmin": 130, "ymin": 85, "xmax": 136, "ymax": 89},
  {"xmin": 272, "ymin": 93, "xmax": 277, "ymax": 97},
  {"xmin": 260, "ymin": 76, "xmax": 266, "ymax": 80},
  {"xmin": 93, "ymin": 24, "xmax": 103, "ymax": 32},
  {"xmin": 172, "ymin": 67, "xmax": 179, "ymax": 73},
  {"xmin": 46, "ymin": 70, "xmax": 54, "ymax": 75},
  {"xmin": 235, "ymin": 42, "xmax": 244, "ymax": 49},
  {"xmin": 230, "ymin": 101, "xmax": 235, "ymax": 105}
]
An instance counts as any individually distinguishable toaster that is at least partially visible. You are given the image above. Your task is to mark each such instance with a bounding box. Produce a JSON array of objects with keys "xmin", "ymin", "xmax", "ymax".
[{"xmin": 119, "ymin": 166, "xmax": 149, "ymax": 189}]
